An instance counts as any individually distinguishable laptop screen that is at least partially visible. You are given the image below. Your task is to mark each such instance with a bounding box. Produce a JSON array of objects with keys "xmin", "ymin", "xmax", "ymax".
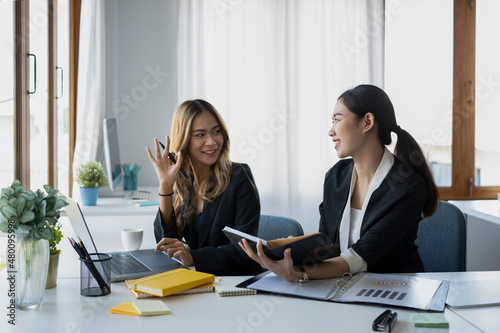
[{"xmin": 63, "ymin": 196, "xmax": 99, "ymax": 254}]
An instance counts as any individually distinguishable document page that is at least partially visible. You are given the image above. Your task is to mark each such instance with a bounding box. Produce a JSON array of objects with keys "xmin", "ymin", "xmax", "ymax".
[
  {"xmin": 247, "ymin": 272, "xmax": 343, "ymax": 300},
  {"xmin": 336, "ymin": 273, "xmax": 442, "ymax": 309}
]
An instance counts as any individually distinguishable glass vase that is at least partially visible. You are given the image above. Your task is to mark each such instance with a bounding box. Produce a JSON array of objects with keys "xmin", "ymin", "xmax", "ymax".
[{"xmin": 15, "ymin": 231, "xmax": 50, "ymax": 310}]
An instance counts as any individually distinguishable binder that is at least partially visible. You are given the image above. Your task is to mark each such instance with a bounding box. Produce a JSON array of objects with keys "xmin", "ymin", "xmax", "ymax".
[{"xmin": 238, "ymin": 271, "xmax": 450, "ymax": 311}]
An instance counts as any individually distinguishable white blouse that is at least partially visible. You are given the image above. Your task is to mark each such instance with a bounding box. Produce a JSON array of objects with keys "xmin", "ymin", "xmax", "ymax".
[{"xmin": 339, "ymin": 148, "xmax": 395, "ymax": 274}]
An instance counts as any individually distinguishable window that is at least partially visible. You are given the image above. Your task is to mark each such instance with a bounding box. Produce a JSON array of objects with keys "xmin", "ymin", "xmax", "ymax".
[
  {"xmin": 385, "ymin": 0, "xmax": 500, "ymax": 200},
  {"xmin": 385, "ymin": 0, "xmax": 454, "ymax": 187},
  {"xmin": 475, "ymin": 0, "xmax": 500, "ymax": 188},
  {"xmin": 2, "ymin": 0, "xmax": 71, "ymax": 194},
  {"xmin": 0, "ymin": 1, "xmax": 15, "ymax": 186}
]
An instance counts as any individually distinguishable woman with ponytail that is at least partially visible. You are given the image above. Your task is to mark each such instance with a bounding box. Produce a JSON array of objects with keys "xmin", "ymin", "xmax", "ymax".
[
  {"xmin": 240, "ymin": 84, "xmax": 439, "ymax": 281},
  {"xmin": 147, "ymin": 99, "xmax": 261, "ymax": 275}
]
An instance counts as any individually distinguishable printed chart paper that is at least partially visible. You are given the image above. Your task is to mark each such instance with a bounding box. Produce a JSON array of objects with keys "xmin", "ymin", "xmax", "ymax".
[{"xmin": 337, "ymin": 273, "xmax": 442, "ymax": 309}]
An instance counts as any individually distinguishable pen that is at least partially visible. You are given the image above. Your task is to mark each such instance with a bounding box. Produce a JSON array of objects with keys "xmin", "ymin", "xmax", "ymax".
[{"xmin": 158, "ymin": 141, "xmax": 188, "ymax": 179}]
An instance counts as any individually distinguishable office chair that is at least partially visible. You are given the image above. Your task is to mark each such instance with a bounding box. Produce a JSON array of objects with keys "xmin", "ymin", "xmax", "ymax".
[
  {"xmin": 257, "ymin": 215, "xmax": 304, "ymax": 240},
  {"xmin": 415, "ymin": 201, "xmax": 466, "ymax": 272}
]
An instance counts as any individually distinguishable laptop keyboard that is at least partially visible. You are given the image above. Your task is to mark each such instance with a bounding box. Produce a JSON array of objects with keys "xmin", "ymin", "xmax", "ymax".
[{"xmin": 111, "ymin": 253, "xmax": 151, "ymax": 275}]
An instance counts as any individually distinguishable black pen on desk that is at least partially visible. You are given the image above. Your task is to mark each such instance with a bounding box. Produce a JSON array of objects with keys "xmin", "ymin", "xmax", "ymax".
[{"xmin": 158, "ymin": 141, "xmax": 188, "ymax": 179}]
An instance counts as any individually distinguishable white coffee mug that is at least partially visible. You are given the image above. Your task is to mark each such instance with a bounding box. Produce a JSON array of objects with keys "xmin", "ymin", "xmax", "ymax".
[{"xmin": 121, "ymin": 228, "xmax": 144, "ymax": 251}]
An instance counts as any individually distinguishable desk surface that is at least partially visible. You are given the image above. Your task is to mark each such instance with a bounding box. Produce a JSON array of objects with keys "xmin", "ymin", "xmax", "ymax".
[
  {"xmin": 449, "ymin": 200, "xmax": 500, "ymax": 225},
  {"xmin": 79, "ymin": 186, "xmax": 160, "ymax": 216},
  {"xmin": 2, "ymin": 272, "xmax": 496, "ymax": 333}
]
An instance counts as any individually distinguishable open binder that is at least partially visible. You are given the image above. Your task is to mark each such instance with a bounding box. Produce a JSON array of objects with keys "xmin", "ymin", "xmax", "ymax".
[{"xmin": 237, "ymin": 271, "xmax": 450, "ymax": 311}]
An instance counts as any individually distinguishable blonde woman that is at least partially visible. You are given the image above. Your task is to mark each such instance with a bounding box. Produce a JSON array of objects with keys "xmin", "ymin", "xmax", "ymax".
[{"xmin": 146, "ymin": 99, "xmax": 261, "ymax": 275}]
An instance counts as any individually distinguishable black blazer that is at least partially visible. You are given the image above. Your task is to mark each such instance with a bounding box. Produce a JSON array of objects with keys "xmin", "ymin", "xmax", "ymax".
[
  {"xmin": 154, "ymin": 163, "xmax": 262, "ymax": 276},
  {"xmin": 319, "ymin": 156, "xmax": 426, "ymax": 273}
]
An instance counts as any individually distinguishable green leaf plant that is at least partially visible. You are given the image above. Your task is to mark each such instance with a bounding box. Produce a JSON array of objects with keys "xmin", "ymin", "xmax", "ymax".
[
  {"xmin": 76, "ymin": 161, "xmax": 109, "ymax": 188},
  {"xmin": 0, "ymin": 180, "xmax": 68, "ymax": 242}
]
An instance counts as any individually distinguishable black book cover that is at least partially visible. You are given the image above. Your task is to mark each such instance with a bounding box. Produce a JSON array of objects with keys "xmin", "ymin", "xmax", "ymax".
[{"xmin": 223, "ymin": 227, "xmax": 339, "ymax": 266}]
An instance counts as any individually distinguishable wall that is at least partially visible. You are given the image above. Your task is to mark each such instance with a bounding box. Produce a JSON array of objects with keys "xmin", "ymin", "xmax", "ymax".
[{"xmin": 105, "ymin": 0, "xmax": 179, "ymax": 187}]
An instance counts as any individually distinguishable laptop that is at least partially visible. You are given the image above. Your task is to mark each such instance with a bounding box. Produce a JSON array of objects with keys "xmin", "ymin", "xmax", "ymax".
[{"xmin": 64, "ymin": 197, "xmax": 186, "ymax": 282}]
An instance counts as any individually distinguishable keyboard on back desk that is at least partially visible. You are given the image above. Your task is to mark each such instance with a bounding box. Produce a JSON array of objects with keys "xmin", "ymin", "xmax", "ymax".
[{"xmin": 130, "ymin": 191, "xmax": 152, "ymax": 200}]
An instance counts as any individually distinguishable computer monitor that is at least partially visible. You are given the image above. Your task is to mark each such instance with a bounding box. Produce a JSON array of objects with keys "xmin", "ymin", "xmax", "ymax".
[{"xmin": 103, "ymin": 118, "xmax": 122, "ymax": 191}]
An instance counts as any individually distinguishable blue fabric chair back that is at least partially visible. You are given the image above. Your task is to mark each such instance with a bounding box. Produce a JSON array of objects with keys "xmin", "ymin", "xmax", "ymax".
[
  {"xmin": 415, "ymin": 201, "xmax": 466, "ymax": 272},
  {"xmin": 258, "ymin": 215, "xmax": 304, "ymax": 240}
]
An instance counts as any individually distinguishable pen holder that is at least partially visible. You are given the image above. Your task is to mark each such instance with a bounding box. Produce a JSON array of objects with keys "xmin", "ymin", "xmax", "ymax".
[
  {"xmin": 123, "ymin": 174, "xmax": 137, "ymax": 191},
  {"xmin": 79, "ymin": 253, "xmax": 112, "ymax": 297}
]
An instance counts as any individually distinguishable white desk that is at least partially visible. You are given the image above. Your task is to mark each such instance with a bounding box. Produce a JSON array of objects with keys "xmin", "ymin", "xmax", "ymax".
[
  {"xmin": 13, "ymin": 197, "xmax": 493, "ymax": 332},
  {"xmin": 80, "ymin": 186, "xmax": 160, "ymax": 216},
  {"xmin": 449, "ymin": 200, "xmax": 500, "ymax": 225},
  {"xmin": 1, "ymin": 271, "xmax": 493, "ymax": 333},
  {"xmin": 449, "ymin": 200, "xmax": 500, "ymax": 271},
  {"xmin": 412, "ymin": 271, "xmax": 500, "ymax": 333}
]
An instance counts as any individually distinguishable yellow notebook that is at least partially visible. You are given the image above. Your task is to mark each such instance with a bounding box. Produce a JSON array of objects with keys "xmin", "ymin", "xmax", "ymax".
[
  {"xmin": 128, "ymin": 268, "xmax": 215, "ymax": 297},
  {"xmin": 125, "ymin": 281, "xmax": 215, "ymax": 299}
]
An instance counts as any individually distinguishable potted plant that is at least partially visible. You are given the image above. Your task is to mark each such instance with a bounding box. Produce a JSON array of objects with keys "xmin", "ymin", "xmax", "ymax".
[
  {"xmin": 45, "ymin": 222, "xmax": 63, "ymax": 289},
  {"xmin": 76, "ymin": 160, "xmax": 108, "ymax": 206},
  {"xmin": 0, "ymin": 180, "xmax": 68, "ymax": 309}
]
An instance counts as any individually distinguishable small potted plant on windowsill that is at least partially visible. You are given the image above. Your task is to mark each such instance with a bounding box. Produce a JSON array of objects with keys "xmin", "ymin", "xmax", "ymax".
[{"xmin": 76, "ymin": 161, "xmax": 108, "ymax": 206}]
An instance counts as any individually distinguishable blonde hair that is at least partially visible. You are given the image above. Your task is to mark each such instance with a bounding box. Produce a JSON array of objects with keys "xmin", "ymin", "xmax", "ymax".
[{"xmin": 170, "ymin": 99, "xmax": 232, "ymax": 235}]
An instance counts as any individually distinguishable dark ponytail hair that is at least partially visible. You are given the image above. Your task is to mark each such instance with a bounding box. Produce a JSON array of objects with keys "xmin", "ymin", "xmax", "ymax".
[{"xmin": 338, "ymin": 84, "xmax": 439, "ymax": 218}]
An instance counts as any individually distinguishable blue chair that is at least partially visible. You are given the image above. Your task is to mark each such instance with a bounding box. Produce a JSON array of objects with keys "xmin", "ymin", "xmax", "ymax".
[
  {"xmin": 258, "ymin": 215, "xmax": 304, "ymax": 240},
  {"xmin": 415, "ymin": 201, "xmax": 466, "ymax": 272}
]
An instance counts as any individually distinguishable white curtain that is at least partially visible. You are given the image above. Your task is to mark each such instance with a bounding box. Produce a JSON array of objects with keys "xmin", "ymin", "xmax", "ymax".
[
  {"xmin": 178, "ymin": 0, "xmax": 384, "ymax": 233},
  {"xmin": 72, "ymin": 0, "xmax": 106, "ymax": 198}
]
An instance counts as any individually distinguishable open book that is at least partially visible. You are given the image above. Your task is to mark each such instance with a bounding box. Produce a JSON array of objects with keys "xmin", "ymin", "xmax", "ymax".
[
  {"xmin": 223, "ymin": 226, "xmax": 339, "ymax": 265},
  {"xmin": 237, "ymin": 271, "xmax": 450, "ymax": 311}
]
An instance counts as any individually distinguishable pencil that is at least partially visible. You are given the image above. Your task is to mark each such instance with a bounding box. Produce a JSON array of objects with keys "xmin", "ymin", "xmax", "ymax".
[{"xmin": 69, "ymin": 237, "xmax": 110, "ymax": 295}]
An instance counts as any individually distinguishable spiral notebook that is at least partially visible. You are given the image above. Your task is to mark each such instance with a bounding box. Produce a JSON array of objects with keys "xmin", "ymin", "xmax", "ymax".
[{"xmin": 214, "ymin": 278, "xmax": 257, "ymax": 297}]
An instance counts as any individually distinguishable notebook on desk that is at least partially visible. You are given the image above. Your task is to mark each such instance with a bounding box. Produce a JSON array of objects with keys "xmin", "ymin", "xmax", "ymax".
[{"xmin": 64, "ymin": 197, "xmax": 186, "ymax": 282}]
